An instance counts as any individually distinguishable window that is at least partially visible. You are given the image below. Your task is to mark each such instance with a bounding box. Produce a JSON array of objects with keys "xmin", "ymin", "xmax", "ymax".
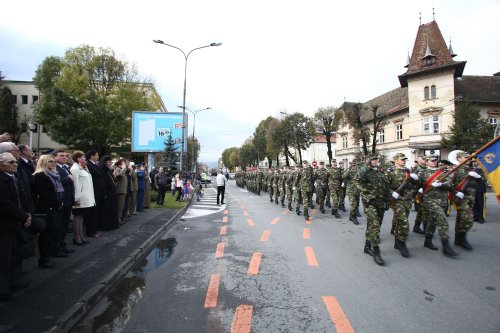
[
  {"xmin": 489, "ymin": 118, "xmax": 498, "ymax": 125},
  {"xmin": 378, "ymin": 128, "xmax": 385, "ymax": 143},
  {"xmin": 424, "ymin": 86, "xmax": 429, "ymax": 100},
  {"xmin": 32, "ymin": 95, "xmax": 39, "ymax": 104},
  {"xmin": 423, "ymin": 115, "xmax": 440, "ymax": 134},
  {"xmin": 396, "ymin": 124, "xmax": 403, "ymax": 141},
  {"xmin": 342, "ymin": 136, "xmax": 348, "ymax": 149},
  {"xmin": 21, "ymin": 95, "xmax": 28, "ymax": 104},
  {"xmin": 431, "ymin": 85, "xmax": 437, "ymax": 99}
]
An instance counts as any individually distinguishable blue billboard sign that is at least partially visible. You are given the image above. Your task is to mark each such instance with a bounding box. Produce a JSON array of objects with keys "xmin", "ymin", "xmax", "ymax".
[{"xmin": 131, "ymin": 111, "xmax": 187, "ymax": 152}]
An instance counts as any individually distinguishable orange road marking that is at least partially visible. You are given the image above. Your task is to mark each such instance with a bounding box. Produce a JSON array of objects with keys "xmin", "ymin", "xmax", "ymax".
[
  {"xmin": 260, "ymin": 230, "xmax": 271, "ymax": 242},
  {"xmin": 243, "ymin": 210, "xmax": 249, "ymax": 217},
  {"xmin": 220, "ymin": 226, "xmax": 227, "ymax": 235},
  {"xmin": 271, "ymin": 217, "xmax": 281, "ymax": 225},
  {"xmin": 305, "ymin": 246, "xmax": 319, "ymax": 266},
  {"xmin": 223, "ymin": 216, "xmax": 229, "ymax": 223},
  {"xmin": 322, "ymin": 296, "xmax": 355, "ymax": 333},
  {"xmin": 247, "ymin": 219, "xmax": 255, "ymax": 226},
  {"xmin": 303, "ymin": 228, "xmax": 310, "ymax": 239},
  {"xmin": 282, "ymin": 209, "xmax": 289, "ymax": 215},
  {"xmin": 306, "ymin": 218, "xmax": 313, "ymax": 225},
  {"xmin": 230, "ymin": 305, "xmax": 253, "ymax": 333},
  {"xmin": 247, "ymin": 252, "xmax": 262, "ymax": 275},
  {"xmin": 204, "ymin": 274, "xmax": 220, "ymax": 308},
  {"xmin": 224, "ymin": 210, "xmax": 229, "ymax": 215},
  {"xmin": 215, "ymin": 243, "xmax": 225, "ymax": 258}
]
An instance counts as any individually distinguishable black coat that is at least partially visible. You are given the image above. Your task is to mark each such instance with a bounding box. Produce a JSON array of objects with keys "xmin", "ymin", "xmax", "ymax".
[
  {"xmin": 0, "ymin": 172, "xmax": 30, "ymax": 233},
  {"xmin": 87, "ymin": 161, "xmax": 106, "ymax": 201},
  {"xmin": 33, "ymin": 173, "xmax": 63, "ymax": 214},
  {"xmin": 56, "ymin": 164, "xmax": 75, "ymax": 207}
]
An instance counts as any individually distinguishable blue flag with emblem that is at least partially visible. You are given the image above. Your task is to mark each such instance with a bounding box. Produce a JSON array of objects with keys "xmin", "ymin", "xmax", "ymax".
[{"xmin": 476, "ymin": 136, "xmax": 500, "ymax": 204}]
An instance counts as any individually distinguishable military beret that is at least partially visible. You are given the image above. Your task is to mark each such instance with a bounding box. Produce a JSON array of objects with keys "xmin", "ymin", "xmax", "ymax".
[
  {"xmin": 393, "ymin": 153, "xmax": 408, "ymax": 160},
  {"xmin": 319, "ymin": 161, "xmax": 325, "ymax": 165}
]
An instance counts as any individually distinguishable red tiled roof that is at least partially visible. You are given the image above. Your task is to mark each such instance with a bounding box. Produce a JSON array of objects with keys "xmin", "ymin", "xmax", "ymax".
[{"xmin": 314, "ymin": 134, "xmax": 336, "ymax": 143}]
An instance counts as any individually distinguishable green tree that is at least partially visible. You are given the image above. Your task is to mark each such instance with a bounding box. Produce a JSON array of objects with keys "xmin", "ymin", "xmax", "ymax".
[
  {"xmin": 162, "ymin": 133, "xmax": 179, "ymax": 171},
  {"xmin": 265, "ymin": 117, "xmax": 281, "ymax": 167},
  {"xmin": 33, "ymin": 45, "xmax": 160, "ymax": 155},
  {"xmin": 252, "ymin": 116, "xmax": 273, "ymax": 166},
  {"xmin": 222, "ymin": 147, "xmax": 239, "ymax": 170},
  {"xmin": 281, "ymin": 112, "xmax": 315, "ymax": 165},
  {"xmin": 441, "ymin": 100, "xmax": 494, "ymax": 152},
  {"xmin": 186, "ymin": 135, "xmax": 200, "ymax": 172},
  {"xmin": 313, "ymin": 106, "xmax": 340, "ymax": 164},
  {"xmin": 239, "ymin": 138, "xmax": 258, "ymax": 169},
  {"xmin": 229, "ymin": 149, "xmax": 240, "ymax": 171},
  {"xmin": 0, "ymin": 85, "xmax": 21, "ymax": 143}
]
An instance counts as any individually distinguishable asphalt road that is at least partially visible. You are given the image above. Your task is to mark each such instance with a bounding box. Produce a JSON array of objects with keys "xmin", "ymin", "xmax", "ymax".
[{"xmin": 78, "ymin": 180, "xmax": 500, "ymax": 333}]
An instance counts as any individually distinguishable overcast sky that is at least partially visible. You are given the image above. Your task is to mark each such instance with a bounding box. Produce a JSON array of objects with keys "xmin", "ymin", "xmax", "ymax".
[{"xmin": 1, "ymin": 0, "xmax": 499, "ymax": 163}]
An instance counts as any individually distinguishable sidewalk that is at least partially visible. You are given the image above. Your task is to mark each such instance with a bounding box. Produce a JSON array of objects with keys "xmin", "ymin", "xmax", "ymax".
[{"xmin": 0, "ymin": 205, "xmax": 187, "ymax": 333}]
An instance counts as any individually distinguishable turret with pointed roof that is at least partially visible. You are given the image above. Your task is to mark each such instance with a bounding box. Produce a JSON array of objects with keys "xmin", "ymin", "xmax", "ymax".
[{"xmin": 398, "ymin": 21, "xmax": 466, "ymax": 87}]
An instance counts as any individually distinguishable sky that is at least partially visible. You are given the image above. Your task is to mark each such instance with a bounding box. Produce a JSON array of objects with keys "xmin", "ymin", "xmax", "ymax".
[{"xmin": 1, "ymin": 0, "xmax": 499, "ymax": 163}]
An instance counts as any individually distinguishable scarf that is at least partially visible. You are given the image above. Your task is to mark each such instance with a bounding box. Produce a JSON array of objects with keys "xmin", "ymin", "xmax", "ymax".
[{"xmin": 48, "ymin": 170, "xmax": 64, "ymax": 193}]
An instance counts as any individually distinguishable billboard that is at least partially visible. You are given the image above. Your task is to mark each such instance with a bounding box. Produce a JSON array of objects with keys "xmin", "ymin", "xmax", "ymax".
[{"xmin": 131, "ymin": 111, "xmax": 187, "ymax": 152}]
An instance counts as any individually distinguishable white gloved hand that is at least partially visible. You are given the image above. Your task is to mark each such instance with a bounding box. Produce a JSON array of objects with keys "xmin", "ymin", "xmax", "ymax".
[
  {"xmin": 455, "ymin": 191, "xmax": 464, "ymax": 199},
  {"xmin": 293, "ymin": 187, "xmax": 297, "ymax": 191},
  {"xmin": 410, "ymin": 173, "xmax": 419, "ymax": 180},
  {"xmin": 431, "ymin": 181, "xmax": 442, "ymax": 188},
  {"xmin": 341, "ymin": 182, "xmax": 345, "ymax": 187},
  {"xmin": 418, "ymin": 188, "xmax": 424, "ymax": 193},
  {"xmin": 392, "ymin": 192, "xmax": 400, "ymax": 200},
  {"xmin": 468, "ymin": 171, "xmax": 481, "ymax": 179}
]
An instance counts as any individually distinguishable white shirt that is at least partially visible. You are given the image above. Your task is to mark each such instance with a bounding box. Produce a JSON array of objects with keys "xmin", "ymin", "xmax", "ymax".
[{"xmin": 216, "ymin": 173, "xmax": 226, "ymax": 186}]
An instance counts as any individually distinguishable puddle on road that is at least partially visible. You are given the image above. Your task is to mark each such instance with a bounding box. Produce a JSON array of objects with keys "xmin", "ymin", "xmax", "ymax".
[{"xmin": 74, "ymin": 237, "xmax": 177, "ymax": 332}]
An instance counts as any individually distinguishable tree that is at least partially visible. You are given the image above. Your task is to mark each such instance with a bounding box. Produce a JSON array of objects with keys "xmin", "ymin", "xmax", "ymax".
[
  {"xmin": 252, "ymin": 116, "xmax": 273, "ymax": 166},
  {"xmin": 239, "ymin": 138, "xmax": 258, "ymax": 169},
  {"xmin": 313, "ymin": 106, "xmax": 340, "ymax": 164},
  {"xmin": 0, "ymin": 85, "xmax": 21, "ymax": 143},
  {"xmin": 265, "ymin": 117, "xmax": 281, "ymax": 167},
  {"xmin": 33, "ymin": 45, "xmax": 161, "ymax": 155},
  {"xmin": 186, "ymin": 135, "xmax": 200, "ymax": 172},
  {"xmin": 441, "ymin": 100, "xmax": 494, "ymax": 152},
  {"xmin": 367, "ymin": 104, "xmax": 386, "ymax": 154},
  {"xmin": 162, "ymin": 133, "xmax": 179, "ymax": 171},
  {"xmin": 229, "ymin": 149, "xmax": 240, "ymax": 171},
  {"xmin": 222, "ymin": 147, "xmax": 239, "ymax": 170},
  {"xmin": 285, "ymin": 112, "xmax": 315, "ymax": 165}
]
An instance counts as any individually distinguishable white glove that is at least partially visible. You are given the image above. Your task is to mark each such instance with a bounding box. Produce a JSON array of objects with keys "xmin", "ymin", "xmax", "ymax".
[
  {"xmin": 410, "ymin": 173, "xmax": 419, "ymax": 180},
  {"xmin": 455, "ymin": 192, "xmax": 464, "ymax": 199},
  {"xmin": 391, "ymin": 192, "xmax": 400, "ymax": 200},
  {"xmin": 431, "ymin": 181, "xmax": 442, "ymax": 188},
  {"xmin": 468, "ymin": 171, "xmax": 481, "ymax": 179},
  {"xmin": 341, "ymin": 182, "xmax": 345, "ymax": 187},
  {"xmin": 418, "ymin": 188, "xmax": 424, "ymax": 193},
  {"xmin": 293, "ymin": 187, "xmax": 297, "ymax": 191}
]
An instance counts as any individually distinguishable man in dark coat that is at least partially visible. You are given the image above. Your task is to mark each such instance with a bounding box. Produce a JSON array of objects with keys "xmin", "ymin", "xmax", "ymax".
[
  {"xmin": 85, "ymin": 150, "xmax": 106, "ymax": 237},
  {"xmin": 54, "ymin": 150, "xmax": 75, "ymax": 253}
]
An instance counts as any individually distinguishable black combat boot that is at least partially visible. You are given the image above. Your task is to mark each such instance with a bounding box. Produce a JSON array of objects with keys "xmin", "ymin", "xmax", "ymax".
[
  {"xmin": 355, "ymin": 209, "xmax": 362, "ymax": 217},
  {"xmin": 281, "ymin": 200, "xmax": 285, "ymax": 208},
  {"xmin": 326, "ymin": 200, "xmax": 331, "ymax": 208},
  {"xmin": 441, "ymin": 238, "xmax": 459, "ymax": 257},
  {"xmin": 390, "ymin": 225, "xmax": 395, "ymax": 235},
  {"xmin": 340, "ymin": 204, "xmax": 346, "ymax": 212},
  {"xmin": 332, "ymin": 209, "xmax": 340, "ymax": 218},
  {"xmin": 296, "ymin": 206, "xmax": 301, "ymax": 215},
  {"xmin": 320, "ymin": 204, "xmax": 325, "ymax": 214},
  {"xmin": 394, "ymin": 239, "xmax": 410, "ymax": 258},
  {"xmin": 288, "ymin": 202, "xmax": 293, "ymax": 211},
  {"xmin": 424, "ymin": 234, "xmax": 438, "ymax": 250},
  {"xmin": 455, "ymin": 232, "xmax": 473, "ymax": 251},
  {"xmin": 310, "ymin": 203, "xmax": 315, "ymax": 209},
  {"xmin": 270, "ymin": 197, "xmax": 273, "ymax": 203},
  {"xmin": 349, "ymin": 212, "xmax": 359, "ymax": 225},
  {"xmin": 275, "ymin": 198, "xmax": 279, "ymax": 205},
  {"xmin": 364, "ymin": 240, "xmax": 374, "ymax": 256},
  {"xmin": 304, "ymin": 208, "xmax": 309, "ymax": 220},
  {"xmin": 372, "ymin": 246, "xmax": 385, "ymax": 266}
]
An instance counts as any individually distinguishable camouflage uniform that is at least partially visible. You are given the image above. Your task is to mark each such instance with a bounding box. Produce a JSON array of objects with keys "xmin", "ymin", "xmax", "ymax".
[
  {"xmin": 284, "ymin": 167, "xmax": 294, "ymax": 210},
  {"xmin": 327, "ymin": 163, "xmax": 343, "ymax": 217},
  {"xmin": 256, "ymin": 169, "xmax": 263, "ymax": 195},
  {"xmin": 292, "ymin": 166, "xmax": 302, "ymax": 215},
  {"xmin": 278, "ymin": 167, "xmax": 286, "ymax": 207},
  {"xmin": 343, "ymin": 163, "xmax": 361, "ymax": 223},
  {"xmin": 268, "ymin": 169, "xmax": 275, "ymax": 202},
  {"xmin": 300, "ymin": 162, "xmax": 314, "ymax": 219},
  {"xmin": 314, "ymin": 163, "xmax": 329, "ymax": 213},
  {"xmin": 273, "ymin": 170, "xmax": 280, "ymax": 204}
]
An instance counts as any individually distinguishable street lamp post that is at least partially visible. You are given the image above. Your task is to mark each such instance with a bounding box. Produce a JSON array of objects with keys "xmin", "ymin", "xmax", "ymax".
[
  {"xmin": 177, "ymin": 106, "xmax": 211, "ymax": 172},
  {"xmin": 153, "ymin": 40, "xmax": 221, "ymax": 172}
]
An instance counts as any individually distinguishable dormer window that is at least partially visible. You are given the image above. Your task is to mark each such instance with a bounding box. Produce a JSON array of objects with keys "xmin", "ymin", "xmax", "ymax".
[
  {"xmin": 424, "ymin": 85, "xmax": 437, "ymax": 100},
  {"xmin": 424, "ymin": 86, "xmax": 430, "ymax": 100},
  {"xmin": 431, "ymin": 85, "xmax": 437, "ymax": 99}
]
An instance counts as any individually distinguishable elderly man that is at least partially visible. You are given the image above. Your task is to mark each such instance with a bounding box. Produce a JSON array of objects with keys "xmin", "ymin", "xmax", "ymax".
[{"xmin": 0, "ymin": 152, "xmax": 32, "ymax": 301}]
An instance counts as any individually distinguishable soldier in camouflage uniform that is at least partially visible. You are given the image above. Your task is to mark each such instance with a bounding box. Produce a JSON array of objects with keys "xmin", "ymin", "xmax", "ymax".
[
  {"xmin": 452, "ymin": 151, "xmax": 483, "ymax": 250},
  {"xmin": 355, "ymin": 154, "xmax": 390, "ymax": 266},
  {"xmin": 325, "ymin": 164, "xmax": 331, "ymax": 208},
  {"xmin": 268, "ymin": 168, "xmax": 275, "ymax": 202},
  {"xmin": 338, "ymin": 161, "xmax": 347, "ymax": 212},
  {"xmin": 314, "ymin": 161, "xmax": 329, "ymax": 213},
  {"xmin": 411, "ymin": 156, "xmax": 427, "ymax": 234},
  {"xmin": 273, "ymin": 168, "xmax": 281, "ymax": 205},
  {"xmin": 256, "ymin": 168, "xmax": 263, "ymax": 195},
  {"xmin": 343, "ymin": 160, "xmax": 361, "ymax": 224},
  {"xmin": 300, "ymin": 160, "xmax": 314, "ymax": 220},
  {"xmin": 284, "ymin": 166, "xmax": 294, "ymax": 211},
  {"xmin": 386, "ymin": 153, "xmax": 420, "ymax": 258},
  {"xmin": 419, "ymin": 155, "xmax": 458, "ymax": 257},
  {"xmin": 327, "ymin": 160, "xmax": 342, "ymax": 218},
  {"xmin": 278, "ymin": 166, "xmax": 287, "ymax": 207},
  {"xmin": 292, "ymin": 165, "xmax": 302, "ymax": 215}
]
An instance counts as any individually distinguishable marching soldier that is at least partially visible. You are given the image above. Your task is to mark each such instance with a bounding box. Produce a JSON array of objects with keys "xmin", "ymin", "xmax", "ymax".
[
  {"xmin": 278, "ymin": 166, "xmax": 286, "ymax": 208},
  {"xmin": 386, "ymin": 153, "xmax": 419, "ymax": 258},
  {"xmin": 355, "ymin": 154, "xmax": 390, "ymax": 266},
  {"xmin": 418, "ymin": 155, "xmax": 458, "ymax": 257},
  {"xmin": 300, "ymin": 160, "xmax": 314, "ymax": 220},
  {"xmin": 327, "ymin": 160, "xmax": 342, "ymax": 218},
  {"xmin": 411, "ymin": 156, "xmax": 427, "ymax": 234},
  {"xmin": 338, "ymin": 160, "xmax": 347, "ymax": 212},
  {"xmin": 343, "ymin": 160, "xmax": 361, "ymax": 224},
  {"xmin": 268, "ymin": 168, "xmax": 275, "ymax": 202},
  {"xmin": 256, "ymin": 168, "xmax": 263, "ymax": 195},
  {"xmin": 292, "ymin": 164, "xmax": 302, "ymax": 215},
  {"xmin": 314, "ymin": 161, "xmax": 329, "ymax": 213},
  {"xmin": 285, "ymin": 166, "xmax": 294, "ymax": 211}
]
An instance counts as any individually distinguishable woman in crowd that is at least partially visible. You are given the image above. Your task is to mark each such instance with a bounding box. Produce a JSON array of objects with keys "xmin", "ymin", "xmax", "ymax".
[
  {"xmin": 98, "ymin": 156, "xmax": 119, "ymax": 230},
  {"xmin": 33, "ymin": 155, "xmax": 64, "ymax": 268},
  {"xmin": 113, "ymin": 158, "xmax": 128, "ymax": 225},
  {"xmin": 70, "ymin": 151, "xmax": 95, "ymax": 245},
  {"xmin": 175, "ymin": 172, "xmax": 183, "ymax": 202}
]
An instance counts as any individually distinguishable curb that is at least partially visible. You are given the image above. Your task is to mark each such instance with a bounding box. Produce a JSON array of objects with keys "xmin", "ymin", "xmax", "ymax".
[{"xmin": 46, "ymin": 199, "xmax": 192, "ymax": 333}]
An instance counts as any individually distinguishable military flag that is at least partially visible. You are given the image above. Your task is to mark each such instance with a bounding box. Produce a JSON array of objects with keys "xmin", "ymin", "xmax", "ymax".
[{"xmin": 475, "ymin": 136, "xmax": 500, "ymax": 204}]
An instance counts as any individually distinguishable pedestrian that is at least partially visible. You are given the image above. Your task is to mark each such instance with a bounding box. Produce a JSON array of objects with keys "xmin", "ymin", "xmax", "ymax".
[
  {"xmin": 355, "ymin": 154, "xmax": 390, "ymax": 266},
  {"xmin": 216, "ymin": 169, "xmax": 227, "ymax": 205},
  {"xmin": 175, "ymin": 172, "xmax": 183, "ymax": 202},
  {"xmin": 154, "ymin": 167, "xmax": 168, "ymax": 205}
]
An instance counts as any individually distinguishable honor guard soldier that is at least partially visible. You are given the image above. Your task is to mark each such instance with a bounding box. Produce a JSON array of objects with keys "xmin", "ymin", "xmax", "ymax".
[
  {"xmin": 355, "ymin": 154, "xmax": 390, "ymax": 266},
  {"xmin": 327, "ymin": 159, "xmax": 342, "ymax": 218},
  {"xmin": 343, "ymin": 160, "xmax": 361, "ymax": 224},
  {"xmin": 300, "ymin": 160, "xmax": 314, "ymax": 220},
  {"xmin": 314, "ymin": 161, "xmax": 329, "ymax": 213},
  {"xmin": 292, "ymin": 165, "xmax": 302, "ymax": 215}
]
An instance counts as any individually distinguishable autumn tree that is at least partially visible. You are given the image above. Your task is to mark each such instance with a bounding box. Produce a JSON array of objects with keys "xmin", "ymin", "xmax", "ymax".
[
  {"xmin": 252, "ymin": 116, "xmax": 273, "ymax": 166},
  {"xmin": 186, "ymin": 135, "xmax": 201, "ymax": 172},
  {"xmin": 313, "ymin": 106, "xmax": 340, "ymax": 164},
  {"xmin": 33, "ymin": 45, "xmax": 161, "ymax": 155}
]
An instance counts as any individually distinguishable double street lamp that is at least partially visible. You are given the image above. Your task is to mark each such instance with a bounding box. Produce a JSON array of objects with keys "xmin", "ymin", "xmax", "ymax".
[
  {"xmin": 177, "ymin": 106, "xmax": 211, "ymax": 172},
  {"xmin": 153, "ymin": 39, "xmax": 221, "ymax": 172}
]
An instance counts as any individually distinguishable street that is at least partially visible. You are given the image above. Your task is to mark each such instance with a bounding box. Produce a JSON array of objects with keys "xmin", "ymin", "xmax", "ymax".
[{"xmin": 77, "ymin": 179, "xmax": 500, "ymax": 332}]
